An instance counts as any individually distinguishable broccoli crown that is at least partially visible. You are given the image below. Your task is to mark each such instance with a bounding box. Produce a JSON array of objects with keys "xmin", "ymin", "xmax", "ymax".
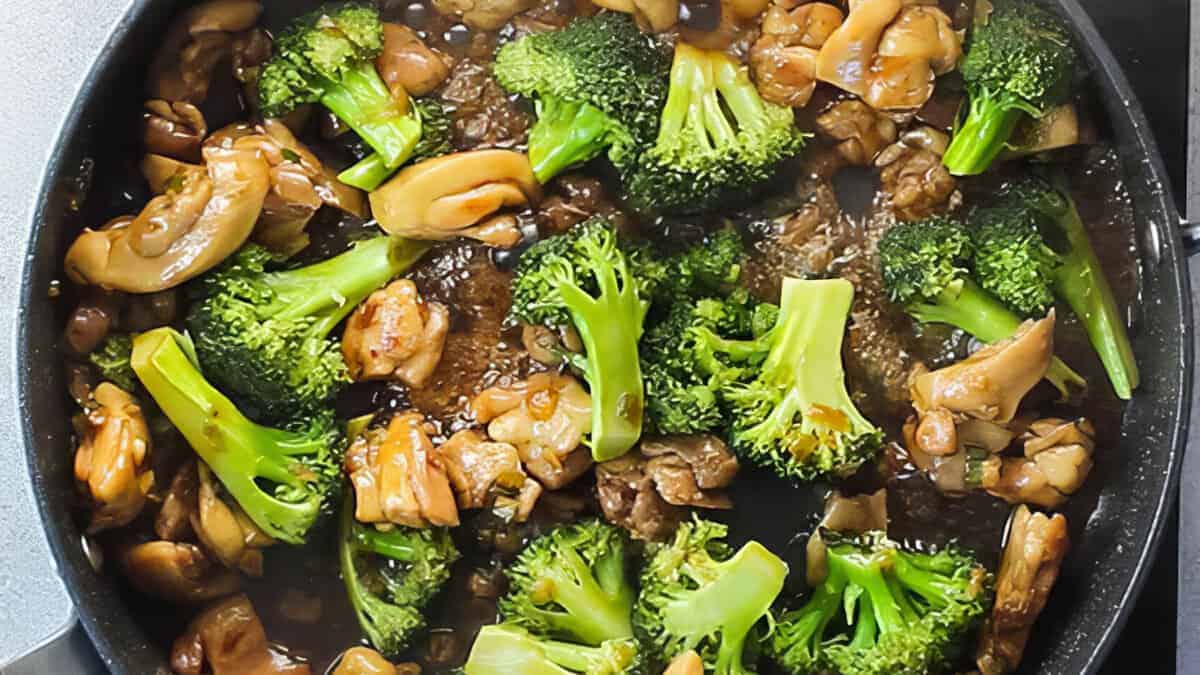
[
  {"xmin": 464, "ymin": 624, "xmax": 642, "ymax": 675},
  {"xmin": 88, "ymin": 333, "xmax": 136, "ymax": 391},
  {"xmin": 494, "ymin": 13, "xmax": 669, "ymax": 152},
  {"xmin": 771, "ymin": 532, "xmax": 992, "ymax": 675},
  {"xmin": 960, "ymin": 0, "xmax": 1078, "ymax": 114},
  {"xmin": 721, "ymin": 278, "xmax": 883, "ymax": 481},
  {"xmin": 625, "ymin": 44, "xmax": 806, "ymax": 215},
  {"xmin": 500, "ymin": 519, "xmax": 635, "ymax": 646},
  {"xmin": 656, "ymin": 229, "xmax": 746, "ymax": 303},
  {"xmin": 131, "ymin": 328, "xmax": 342, "ymax": 544},
  {"xmin": 339, "ymin": 497, "xmax": 459, "ymax": 655},
  {"xmin": 258, "ymin": 2, "xmax": 384, "ymax": 117},
  {"xmin": 877, "ymin": 218, "xmax": 974, "ymax": 306},
  {"xmin": 509, "ymin": 219, "xmax": 658, "ymax": 460},
  {"xmin": 634, "ymin": 518, "xmax": 787, "ymax": 675},
  {"xmin": 186, "ymin": 236, "xmax": 428, "ymax": 422},
  {"xmin": 968, "ymin": 202, "xmax": 1061, "ymax": 316},
  {"xmin": 411, "ymin": 97, "xmax": 454, "ymax": 163}
]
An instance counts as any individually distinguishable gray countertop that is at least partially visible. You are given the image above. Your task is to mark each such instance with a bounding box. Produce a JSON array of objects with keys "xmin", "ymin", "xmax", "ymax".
[{"xmin": 0, "ymin": 0, "xmax": 1193, "ymax": 672}]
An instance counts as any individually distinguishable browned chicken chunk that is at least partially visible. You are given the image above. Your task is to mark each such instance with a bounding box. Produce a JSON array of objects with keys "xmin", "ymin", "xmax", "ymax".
[
  {"xmin": 147, "ymin": 0, "xmax": 264, "ymax": 104},
  {"xmin": 471, "ymin": 373, "xmax": 594, "ymax": 489},
  {"xmin": 750, "ymin": 2, "xmax": 844, "ymax": 107},
  {"xmin": 333, "ymin": 646, "xmax": 419, "ymax": 675},
  {"xmin": 876, "ymin": 126, "xmax": 958, "ymax": 220},
  {"xmin": 816, "ymin": 100, "xmax": 898, "ymax": 166},
  {"xmin": 377, "ymin": 24, "xmax": 453, "ymax": 98},
  {"xmin": 976, "ymin": 506, "xmax": 1069, "ymax": 675},
  {"xmin": 342, "ymin": 280, "xmax": 450, "ymax": 388},
  {"xmin": 346, "ymin": 412, "xmax": 460, "ymax": 528},
  {"xmin": 440, "ymin": 429, "xmax": 542, "ymax": 521},
  {"xmin": 73, "ymin": 383, "xmax": 153, "ymax": 533},
  {"xmin": 431, "ymin": 0, "xmax": 535, "ymax": 30},
  {"xmin": 804, "ymin": 489, "xmax": 888, "ymax": 584},
  {"xmin": 170, "ymin": 594, "xmax": 311, "ymax": 675},
  {"xmin": 120, "ymin": 541, "xmax": 241, "ymax": 605},
  {"xmin": 979, "ymin": 418, "xmax": 1096, "ymax": 509}
]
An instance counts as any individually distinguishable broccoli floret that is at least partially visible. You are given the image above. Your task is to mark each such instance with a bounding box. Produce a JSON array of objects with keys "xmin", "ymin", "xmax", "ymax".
[
  {"xmin": 770, "ymin": 532, "xmax": 991, "ymax": 675},
  {"xmin": 339, "ymin": 495, "xmax": 459, "ymax": 655},
  {"xmin": 258, "ymin": 3, "xmax": 420, "ymax": 169},
  {"xmin": 658, "ymin": 229, "xmax": 746, "ymax": 303},
  {"xmin": 625, "ymin": 43, "xmax": 806, "ymax": 215},
  {"xmin": 634, "ymin": 518, "xmax": 787, "ymax": 674},
  {"xmin": 130, "ymin": 328, "xmax": 341, "ymax": 544},
  {"xmin": 509, "ymin": 219, "xmax": 659, "ymax": 460},
  {"xmin": 465, "ymin": 624, "xmax": 642, "ymax": 675},
  {"xmin": 186, "ymin": 236, "xmax": 429, "ymax": 422},
  {"xmin": 877, "ymin": 217, "xmax": 1086, "ymax": 399},
  {"xmin": 338, "ymin": 97, "xmax": 452, "ymax": 190},
  {"xmin": 89, "ymin": 334, "xmax": 136, "ymax": 391},
  {"xmin": 969, "ymin": 202, "xmax": 1061, "ymax": 316},
  {"xmin": 985, "ymin": 174, "xmax": 1139, "ymax": 399},
  {"xmin": 499, "ymin": 519, "xmax": 635, "ymax": 646},
  {"xmin": 942, "ymin": 0, "xmax": 1080, "ymax": 175},
  {"xmin": 703, "ymin": 278, "xmax": 882, "ymax": 481},
  {"xmin": 494, "ymin": 13, "xmax": 669, "ymax": 182}
]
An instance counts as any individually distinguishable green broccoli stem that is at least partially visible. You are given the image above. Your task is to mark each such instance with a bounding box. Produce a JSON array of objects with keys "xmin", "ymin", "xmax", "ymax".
[
  {"xmin": 354, "ymin": 526, "xmax": 423, "ymax": 561},
  {"xmin": 466, "ymin": 625, "xmax": 631, "ymax": 675},
  {"xmin": 535, "ymin": 547, "xmax": 634, "ymax": 645},
  {"xmin": 557, "ymin": 265, "xmax": 646, "ymax": 462},
  {"xmin": 339, "ymin": 496, "xmax": 394, "ymax": 653},
  {"xmin": 338, "ymin": 152, "xmax": 395, "ymax": 191},
  {"xmin": 320, "ymin": 61, "xmax": 420, "ymax": 168},
  {"xmin": 908, "ymin": 278, "xmax": 1086, "ymax": 399},
  {"xmin": 661, "ymin": 542, "xmax": 787, "ymax": 674},
  {"xmin": 529, "ymin": 98, "xmax": 619, "ymax": 183},
  {"xmin": 265, "ymin": 235, "xmax": 431, "ymax": 336},
  {"xmin": 1048, "ymin": 183, "xmax": 1139, "ymax": 399},
  {"xmin": 942, "ymin": 91, "xmax": 1026, "ymax": 176},
  {"xmin": 131, "ymin": 328, "xmax": 323, "ymax": 543}
]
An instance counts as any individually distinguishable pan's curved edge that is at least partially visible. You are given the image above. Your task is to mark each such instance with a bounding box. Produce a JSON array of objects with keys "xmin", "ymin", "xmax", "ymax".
[
  {"xmin": 17, "ymin": 1, "xmax": 157, "ymax": 673},
  {"xmin": 1052, "ymin": 1, "xmax": 1193, "ymax": 672}
]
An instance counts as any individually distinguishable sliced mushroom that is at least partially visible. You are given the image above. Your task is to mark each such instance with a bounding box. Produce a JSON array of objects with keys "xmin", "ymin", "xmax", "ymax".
[
  {"xmin": 815, "ymin": 99, "xmax": 898, "ymax": 165},
  {"xmin": 143, "ymin": 100, "xmax": 208, "ymax": 162},
  {"xmin": 430, "ymin": 0, "xmax": 535, "ymax": 30},
  {"xmin": 146, "ymin": 0, "xmax": 263, "ymax": 103},
  {"xmin": 876, "ymin": 125, "xmax": 958, "ymax": 220},
  {"xmin": 911, "ymin": 313, "xmax": 1055, "ymax": 423},
  {"xmin": 440, "ymin": 429, "xmax": 541, "ymax": 521},
  {"xmin": 157, "ymin": 460, "xmax": 201, "ymax": 541},
  {"xmin": 192, "ymin": 462, "xmax": 274, "ymax": 576},
  {"xmin": 816, "ymin": 0, "xmax": 902, "ymax": 97},
  {"xmin": 640, "ymin": 435, "xmax": 739, "ymax": 490},
  {"xmin": 170, "ymin": 594, "xmax": 311, "ymax": 675},
  {"xmin": 976, "ymin": 506, "xmax": 1069, "ymax": 675},
  {"xmin": 120, "ymin": 541, "xmax": 241, "ymax": 604},
  {"xmin": 751, "ymin": 2, "xmax": 844, "ymax": 107},
  {"xmin": 342, "ymin": 280, "xmax": 450, "ymax": 387},
  {"xmin": 864, "ymin": 6, "xmax": 961, "ymax": 110},
  {"xmin": 595, "ymin": 454, "xmax": 685, "ymax": 542},
  {"xmin": 805, "ymin": 489, "xmax": 887, "ymax": 584},
  {"xmin": 65, "ymin": 144, "xmax": 269, "ymax": 293},
  {"xmin": 471, "ymin": 373, "xmax": 594, "ymax": 489},
  {"xmin": 346, "ymin": 412, "xmax": 460, "ymax": 528},
  {"xmin": 378, "ymin": 24, "xmax": 453, "ymax": 99},
  {"xmin": 370, "ymin": 150, "xmax": 540, "ymax": 248},
  {"xmin": 73, "ymin": 383, "xmax": 153, "ymax": 533},
  {"xmin": 1002, "ymin": 104, "xmax": 1081, "ymax": 159}
]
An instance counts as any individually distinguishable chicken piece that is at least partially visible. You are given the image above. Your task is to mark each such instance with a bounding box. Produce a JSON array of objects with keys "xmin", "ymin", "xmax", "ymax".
[
  {"xmin": 471, "ymin": 373, "xmax": 594, "ymax": 489},
  {"xmin": 805, "ymin": 489, "xmax": 887, "ymax": 584},
  {"xmin": 976, "ymin": 506, "xmax": 1069, "ymax": 675},
  {"xmin": 431, "ymin": 0, "xmax": 535, "ymax": 30},
  {"xmin": 120, "ymin": 541, "xmax": 241, "ymax": 605},
  {"xmin": 170, "ymin": 594, "xmax": 311, "ymax": 675},
  {"xmin": 750, "ymin": 2, "xmax": 845, "ymax": 107},
  {"xmin": 147, "ymin": 0, "xmax": 263, "ymax": 103},
  {"xmin": 157, "ymin": 460, "xmax": 201, "ymax": 541},
  {"xmin": 592, "ymin": 0, "xmax": 680, "ymax": 32},
  {"xmin": 911, "ymin": 314, "xmax": 1055, "ymax": 423},
  {"xmin": 143, "ymin": 100, "xmax": 208, "ymax": 162},
  {"xmin": 815, "ymin": 100, "xmax": 898, "ymax": 165},
  {"xmin": 333, "ymin": 647, "xmax": 417, "ymax": 675},
  {"xmin": 370, "ymin": 151, "xmax": 540, "ymax": 248},
  {"xmin": 192, "ymin": 463, "xmax": 275, "ymax": 577},
  {"xmin": 595, "ymin": 436, "xmax": 738, "ymax": 541},
  {"xmin": 664, "ymin": 650, "xmax": 705, "ymax": 675},
  {"xmin": 913, "ymin": 407, "xmax": 957, "ymax": 456},
  {"xmin": 342, "ymin": 280, "xmax": 450, "ymax": 388},
  {"xmin": 876, "ymin": 126, "xmax": 958, "ymax": 220},
  {"xmin": 73, "ymin": 383, "xmax": 153, "ymax": 533},
  {"xmin": 440, "ymin": 429, "xmax": 542, "ymax": 521},
  {"xmin": 377, "ymin": 24, "xmax": 453, "ymax": 98},
  {"xmin": 816, "ymin": 0, "xmax": 960, "ymax": 110},
  {"xmin": 346, "ymin": 412, "xmax": 460, "ymax": 528},
  {"xmin": 204, "ymin": 120, "xmax": 367, "ymax": 255},
  {"xmin": 979, "ymin": 418, "xmax": 1095, "ymax": 509}
]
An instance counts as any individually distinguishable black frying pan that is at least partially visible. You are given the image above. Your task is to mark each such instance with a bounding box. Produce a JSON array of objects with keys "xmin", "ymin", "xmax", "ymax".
[{"xmin": 17, "ymin": 0, "xmax": 1193, "ymax": 672}]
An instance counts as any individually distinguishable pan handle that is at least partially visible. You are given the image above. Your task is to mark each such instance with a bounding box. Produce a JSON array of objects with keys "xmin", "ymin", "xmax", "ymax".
[{"xmin": 0, "ymin": 621, "xmax": 103, "ymax": 675}]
